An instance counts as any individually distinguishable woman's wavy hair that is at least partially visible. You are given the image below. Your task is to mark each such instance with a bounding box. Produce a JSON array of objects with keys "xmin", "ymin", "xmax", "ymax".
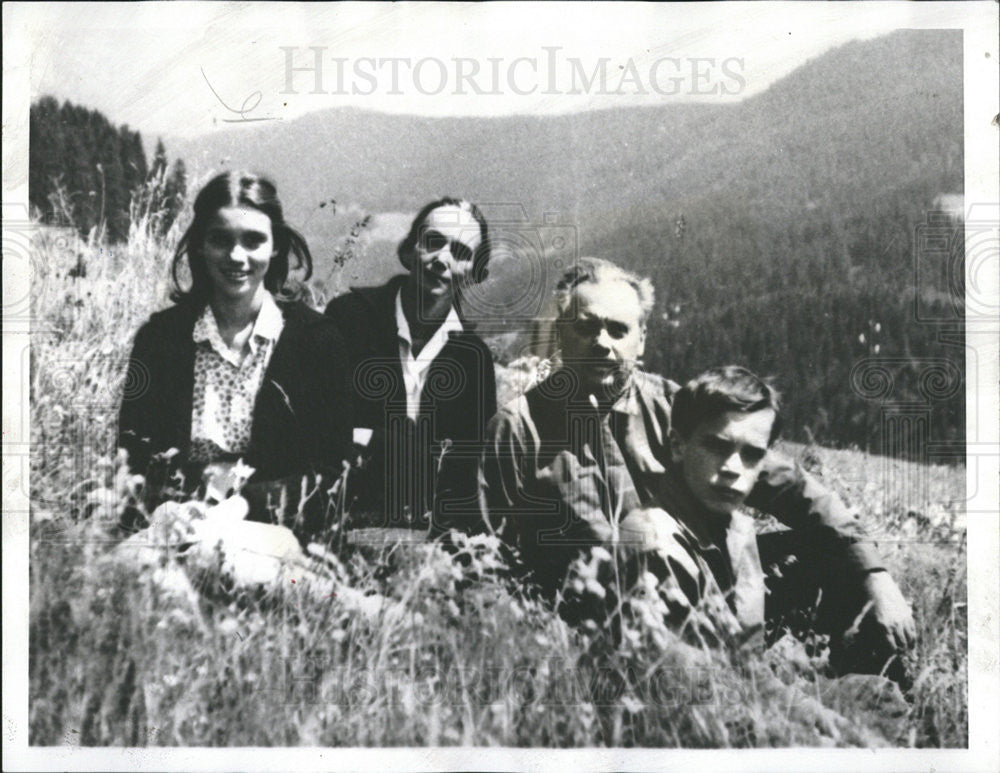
[
  {"xmin": 397, "ymin": 197, "xmax": 491, "ymax": 283},
  {"xmin": 170, "ymin": 171, "xmax": 313, "ymax": 306}
]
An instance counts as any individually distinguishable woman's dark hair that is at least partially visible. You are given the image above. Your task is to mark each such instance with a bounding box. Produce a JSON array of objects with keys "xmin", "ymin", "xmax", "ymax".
[
  {"xmin": 170, "ymin": 171, "xmax": 313, "ymax": 305},
  {"xmin": 396, "ymin": 197, "xmax": 491, "ymax": 283},
  {"xmin": 672, "ymin": 365, "xmax": 783, "ymax": 445}
]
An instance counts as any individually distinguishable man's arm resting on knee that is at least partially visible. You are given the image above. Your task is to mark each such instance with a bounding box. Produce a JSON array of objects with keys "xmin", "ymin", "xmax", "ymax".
[
  {"xmin": 745, "ymin": 453, "xmax": 884, "ymax": 576},
  {"xmin": 746, "ymin": 453, "xmax": 915, "ymax": 650}
]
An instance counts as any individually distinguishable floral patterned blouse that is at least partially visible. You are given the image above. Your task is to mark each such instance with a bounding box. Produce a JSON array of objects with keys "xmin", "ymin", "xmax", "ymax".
[{"xmin": 188, "ymin": 294, "xmax": 284, "ymax": 463}]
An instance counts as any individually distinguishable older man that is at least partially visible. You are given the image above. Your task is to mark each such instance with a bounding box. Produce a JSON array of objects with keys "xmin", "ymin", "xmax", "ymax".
[{"xmin": 478, "ymin": 257, "xmax": 913, "ymax": 669}]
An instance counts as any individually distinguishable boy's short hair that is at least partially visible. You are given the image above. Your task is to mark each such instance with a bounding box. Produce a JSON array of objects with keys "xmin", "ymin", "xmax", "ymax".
[{"xmin": 672, "ymin": 366, "xmax": 783, "ymax": 445}]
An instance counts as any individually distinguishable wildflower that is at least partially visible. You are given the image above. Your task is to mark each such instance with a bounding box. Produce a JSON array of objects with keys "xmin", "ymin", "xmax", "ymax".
[
  {"xmin": 231, "ymin": 459, "xmax": 256, "ymax": 489},
  {"xmin": 584, "ymin": 578, "xmax": 606, "ymax": 599},
  {"xmin": 639, "ymin": 571, "xmax": 660, "ymax": 593},
  {"xmin": 621, "ymin": 694, "xmax": 645, "ymax": 714},
  {"xmin": 125, "ymin": 474, "xmax": 145, "ymax": 497}
]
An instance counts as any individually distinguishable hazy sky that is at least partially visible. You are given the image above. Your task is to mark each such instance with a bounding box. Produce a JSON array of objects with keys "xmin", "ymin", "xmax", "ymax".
[{"xmin": 16, "ymin": 2, "xmax": 973, "ymax": 141}]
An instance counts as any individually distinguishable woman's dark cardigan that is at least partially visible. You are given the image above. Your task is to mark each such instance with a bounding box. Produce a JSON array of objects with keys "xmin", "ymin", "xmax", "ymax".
[{"xmin": 117, "ymin": 298, "xmax": 353, "ymax": 534}]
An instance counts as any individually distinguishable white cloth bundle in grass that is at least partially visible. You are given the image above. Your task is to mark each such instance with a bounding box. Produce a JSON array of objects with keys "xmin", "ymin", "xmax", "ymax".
[
  {"xmin": 111, "ymin": 498, "xmax": 340, "ymax": 598},
  {"xmin": 109, "ymin": 499, "xmax": 399, "ymax": 623}
]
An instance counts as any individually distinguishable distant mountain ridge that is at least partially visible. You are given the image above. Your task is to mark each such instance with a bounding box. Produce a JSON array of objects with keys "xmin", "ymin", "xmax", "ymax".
[{"xmin": 174, "ymin": 29, "xmax": 961, "ymax": 257}]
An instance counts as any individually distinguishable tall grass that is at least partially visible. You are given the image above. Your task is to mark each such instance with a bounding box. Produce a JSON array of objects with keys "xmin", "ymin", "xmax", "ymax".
[{"xmin": 28, "ymin": 184, "xmax": 967, "ymax": 747}]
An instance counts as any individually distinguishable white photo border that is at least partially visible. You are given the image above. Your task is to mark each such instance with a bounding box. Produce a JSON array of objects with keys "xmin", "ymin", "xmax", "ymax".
[{"xmin": 3, "ymin": 2, "xmax": 997, "ymax": 770}]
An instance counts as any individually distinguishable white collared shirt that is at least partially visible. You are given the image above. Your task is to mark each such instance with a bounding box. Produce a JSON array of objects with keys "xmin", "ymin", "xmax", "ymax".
[
  {"xmin": 395, "ymin": 289, "xmax": 463, "ymax": 421},
  {"xmin": 189, "ymin": 293, "xmax": 285, "ymax": 461}
]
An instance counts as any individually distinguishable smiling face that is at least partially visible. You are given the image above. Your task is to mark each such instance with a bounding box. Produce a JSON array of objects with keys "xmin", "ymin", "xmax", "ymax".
[
  {"xmin": 670, "ymin": 408, "xmax": 776, "ymax": 516},
  {"xmin": 201, "ymin": 205, "xmax": 274, "ymax": 305},
  {"xmin": 405, "ymin": 205, "xmax": 483, "ymax": 305},
  {"xmin": 557, "ymin": 279, "xmax": 647, "ymax": 397}
]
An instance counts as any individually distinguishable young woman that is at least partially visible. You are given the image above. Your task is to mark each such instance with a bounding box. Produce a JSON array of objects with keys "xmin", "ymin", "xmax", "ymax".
[
  {"xmin": 118, "ymin": 171, "xmax": 352, "ymax": 535},
  {"xmin": 324, "ymin": 198, "xmax": 497, "ymax": 537}
]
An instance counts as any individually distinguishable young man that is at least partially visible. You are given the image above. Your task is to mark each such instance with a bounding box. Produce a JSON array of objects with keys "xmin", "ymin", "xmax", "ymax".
[
  {"xmin": 325, "ymin": 198, "xmax": 496, "ymax": 536},
  {"xmin": 478, "ymin": 258, "xmax": 914, "ymax": 670},
  {"xmin": 657, "ymin": 366, "xmax": 915, "ymax": 674}
]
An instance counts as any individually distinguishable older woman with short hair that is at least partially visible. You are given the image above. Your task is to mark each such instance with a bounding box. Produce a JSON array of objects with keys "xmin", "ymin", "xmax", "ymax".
[{"xmin": 324, "ymin": 198, "xmax": 497, "ymax": 537}]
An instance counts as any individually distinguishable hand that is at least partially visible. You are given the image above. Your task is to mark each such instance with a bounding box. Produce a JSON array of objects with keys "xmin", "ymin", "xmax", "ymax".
[
  {"xmin": 861, "ymin": 571, "xmax": 916, "ymax": 652},
  {"xmin": 619, "ymin": 507, "xmax": 707, "ymax": 579},
  {"xmin": 618, "ymin": 507, "xmax": 681, "ymax": 549}
]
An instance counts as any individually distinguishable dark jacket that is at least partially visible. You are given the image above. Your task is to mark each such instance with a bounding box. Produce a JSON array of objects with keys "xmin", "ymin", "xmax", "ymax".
[
  {"xmin": 117, "ymin": 299, "xmax": 353, "ymax": 533},
  {"xmin": 324, "ymin": 276, "xmax": 497, "ymax": 533}
]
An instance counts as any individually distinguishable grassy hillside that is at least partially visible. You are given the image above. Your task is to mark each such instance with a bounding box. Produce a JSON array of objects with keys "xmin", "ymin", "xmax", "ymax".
[{"xmin": 28, "ymin": 218, "xmax": 966, "ymax": 748}]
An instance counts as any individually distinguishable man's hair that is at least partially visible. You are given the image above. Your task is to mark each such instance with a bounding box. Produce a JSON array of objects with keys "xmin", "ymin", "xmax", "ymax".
[
  {"xmin": 397, "ymin": 197, "xmax": 491, "ymax": 282},
  {"xmin": 672, "ymin": 366, "xmax": 783, "ymax": 445},
  {"xmin": 553, "ymin": 257, "xmax": 655, "ymax": 324}
]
